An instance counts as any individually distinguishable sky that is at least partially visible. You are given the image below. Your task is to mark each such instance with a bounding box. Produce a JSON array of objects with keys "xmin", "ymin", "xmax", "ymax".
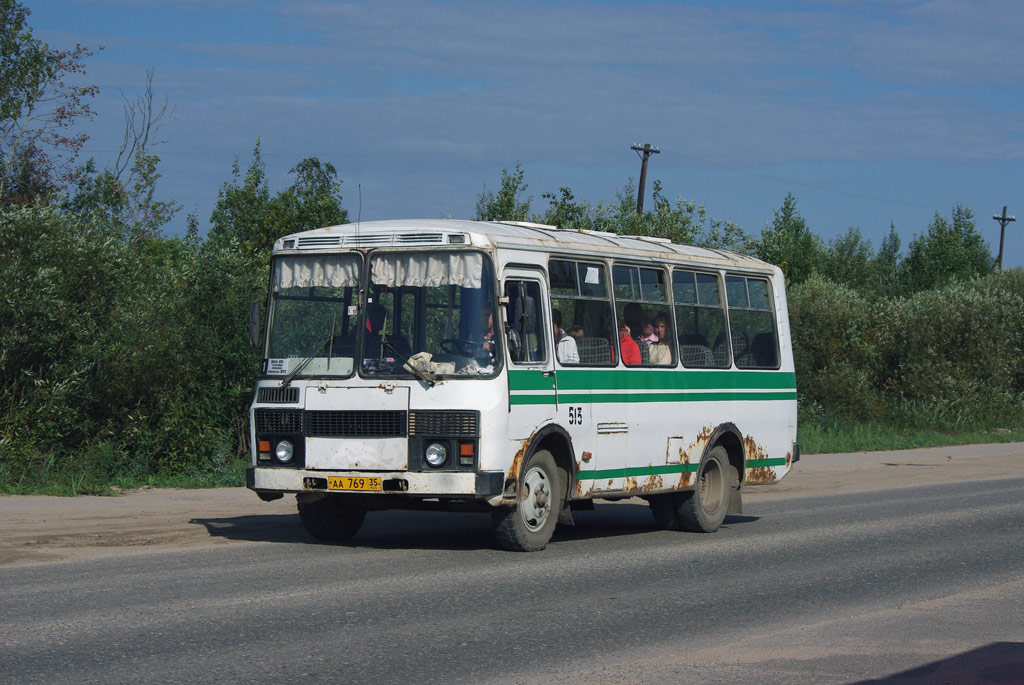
[{"xmin": 28, "ymin": 0, "xmax": 1024, "ymax": 266}]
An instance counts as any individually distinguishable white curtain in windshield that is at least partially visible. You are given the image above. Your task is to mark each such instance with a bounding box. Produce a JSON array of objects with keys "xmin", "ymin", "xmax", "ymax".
[
  {"xmin": 371, "ymin": 253, "xmax": 483, "ymax": 288},
  {"xmin": 274, "ymin": 254, "xmax": 361, "ymax": 290}
]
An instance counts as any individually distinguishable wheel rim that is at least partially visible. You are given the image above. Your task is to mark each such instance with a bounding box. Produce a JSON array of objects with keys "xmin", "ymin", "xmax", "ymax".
[
  {"xmin": 698, "ymin": 459, "xmax": 724, "ymax": 515},
  {"xmin": 519, "ymin": 465, "xmax": 552, "ymax": 532}
]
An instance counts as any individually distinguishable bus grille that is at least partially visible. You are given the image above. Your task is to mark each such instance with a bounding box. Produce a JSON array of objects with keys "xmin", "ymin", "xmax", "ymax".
[
  {"xmin": 409, "ymin": 410, "xmax": 479, "ymax": 437},
  {"xmin": 254, "ymin": 408, "xmax": 303, "ymax": 434},
  {"xmin": 256, "ymin": 386, "xmax": 299, "ymax": 404},
  {"xmin": 307, "ymin": 410, "xmax": 408, "ymax": 437}
]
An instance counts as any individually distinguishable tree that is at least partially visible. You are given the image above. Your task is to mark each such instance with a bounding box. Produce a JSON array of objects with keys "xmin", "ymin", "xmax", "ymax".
[
  {"xmin": 900, "ymin": 204, "xmax": 991, "ymax": 294},
  {"xmin": 537, "ymin": 186, "xmax": 590, "ymax": 229},
  {"xmin": 757, "ymin": 192, "xmax": 823, "ymax": 283},
  {"xmin": 208, "ymin": 141, "xmax": 347, "ymax": 254},
  {"xmin": 601, "ymin": 180, "xmax": 696, "ymax": 245},
  {"xmin": 821, "ymin": 227, "xmax": 875, "ymax": 292},
  {"xmin": 62, "ymin": 72, "xmax": 178, "ymax": 240},
  {"xmin": 278, "ymin": 157, "xmax": 348, "ymax": 232},
  {"xmin": 693, "ymin": 218, "xmax": 755, "ymax": 254},
  {"xmin": 475, "ymin": 162, "xmax": 531, "ymax": 221},
  {"xmin": 873, "ymin": 222, "xmax": 901, "ymax": 297},
  {"xmin": 0, "ymin": 0, "xmax": 100, "ymax": 202},
  {"xmin": 207, "ymin": 140, "xmax": 273, "ymax": 251}
]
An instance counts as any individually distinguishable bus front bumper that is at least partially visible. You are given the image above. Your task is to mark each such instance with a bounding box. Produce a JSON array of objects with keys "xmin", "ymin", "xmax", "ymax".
[{"xmin": 246, "ymin": 466, "xmax": 505, "ymax": 500}]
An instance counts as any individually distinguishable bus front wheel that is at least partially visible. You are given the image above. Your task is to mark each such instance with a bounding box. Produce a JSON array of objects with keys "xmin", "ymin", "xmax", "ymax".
[
  {"xmin": 649, "ymin": 446, "xmax": 735, "ymax": 533},
  {"xmin": 492, "ymin": 449, "xmax": 560, "ymax": 551},
  {"xmin": 297, "ymin": 493, "xmax": 366, "ymax": 543}
]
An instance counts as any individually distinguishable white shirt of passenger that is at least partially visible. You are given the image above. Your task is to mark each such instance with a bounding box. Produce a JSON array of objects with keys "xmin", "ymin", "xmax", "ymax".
[{"xmin": 555, "ymin": 330, "xmax": 579, "ymax": 364}]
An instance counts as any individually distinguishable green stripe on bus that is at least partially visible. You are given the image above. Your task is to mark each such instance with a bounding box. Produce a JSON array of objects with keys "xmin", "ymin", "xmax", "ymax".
[
  {"xmin": 746, "ymin": 458, "xmax": 788, "ymax": 467},
  {"xmin": 556, "ymin": 368, "xmax": 796, "ymax": 391},
  {"xmin": 577, "ymin": 457, "xmax": 788, "ymax": 481},
  {"xmin": 508, "ymin": 370, "xmax": 555, "ymax": 391},
  {"xmin": 508, "ymin": 391, "xmax": 796, "ymax": 405},
  {"xmin": 509, "ymin": 394, "xmax": 557, "ymax": 405},
  {"xmin": 577, "ymin": 463, "xmax": 701, "ymax": 480},
  {"xmin": 553, "ymin": 391, "xmax": 797, "ymax": 404},
  {"xmin": 508, "ymin": 368, "xmax": 796, "ymax": 392}
]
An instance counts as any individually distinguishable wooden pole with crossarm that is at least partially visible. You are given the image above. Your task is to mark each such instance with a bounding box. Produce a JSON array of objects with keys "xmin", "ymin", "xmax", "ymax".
[
  {"xmin": 993, "ymin": 206, "xmax": 1016, "ymax": 270},
  {"xmin": 631, "ymin": 143, "xmax": 660, "ymax": 214}
]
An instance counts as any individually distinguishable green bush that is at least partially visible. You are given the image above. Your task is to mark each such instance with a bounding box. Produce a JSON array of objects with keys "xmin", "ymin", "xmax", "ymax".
[
  {"xmin": 0, "ymin": 205, "xmax": 263, "ymax": 490},
  {"xmin": 792, "ymin": 270, "xmax": 1024, "ymax": 439},
  {"xmin": 789, "ymin": 274, "xmax": 883, "ymax": 421}
]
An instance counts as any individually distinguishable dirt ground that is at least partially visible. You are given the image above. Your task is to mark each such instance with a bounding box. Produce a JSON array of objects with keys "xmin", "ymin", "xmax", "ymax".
[{"xmin": 1, "ymin": 442, "xmax": 1021, "ymax": 567}]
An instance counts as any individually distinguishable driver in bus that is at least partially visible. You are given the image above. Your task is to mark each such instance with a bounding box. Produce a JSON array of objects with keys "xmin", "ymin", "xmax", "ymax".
[
  {"xmin": 480, "ymin": 307, "xmax": 496, "ymax": 359},
  {"xmin": 552, "ymin": 309, "xmax": 579, "ymax": 364}
]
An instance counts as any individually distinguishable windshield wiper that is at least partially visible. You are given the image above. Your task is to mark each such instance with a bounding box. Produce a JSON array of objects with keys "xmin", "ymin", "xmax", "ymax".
[{"xmin": 280, "ymin": 334, "xmax": 332, "ymax": 387}]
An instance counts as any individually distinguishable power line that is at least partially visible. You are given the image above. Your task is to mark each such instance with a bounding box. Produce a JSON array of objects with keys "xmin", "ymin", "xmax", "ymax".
[{"xmin": 667, "ymin": 151, "xmax": 941, "ymax": 212}]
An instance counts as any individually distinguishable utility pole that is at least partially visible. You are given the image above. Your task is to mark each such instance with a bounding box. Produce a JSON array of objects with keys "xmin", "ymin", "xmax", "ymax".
[
  {"xmin": 993, "ymin": 205, "xmax": 1016, "ymax": 270},
  {"xmin": 631, "ymin": 143, "xmax": 660, "ymax": 214}
]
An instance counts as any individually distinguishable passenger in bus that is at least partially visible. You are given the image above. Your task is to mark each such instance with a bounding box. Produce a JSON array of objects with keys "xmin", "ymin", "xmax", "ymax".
[
  {"xmin": 623, "ymin": 303, "xmax": 644, "ymax": 341},
  {"xmin": 618, "ymin": 319, "xmax": 642, "ymax": 365},
  {"xmin": 649, "ymin": 314, "xmax": 673, "ymax": 365},
  {"xmin": 552, "ymin": 310, "xmax": 579, "ymax": 364},
  {"xmin": 568, "ymin": 325, "xmax": 585, "ymax": 346},
  {"xmin": 639, "ymin": 311, "xmax": 658, "ymax": 344}
]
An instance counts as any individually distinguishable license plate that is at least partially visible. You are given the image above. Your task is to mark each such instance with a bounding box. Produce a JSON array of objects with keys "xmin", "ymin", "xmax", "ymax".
[{"xmin": 327, "ymin": 476, "xmax": 382, "ymax": 491}]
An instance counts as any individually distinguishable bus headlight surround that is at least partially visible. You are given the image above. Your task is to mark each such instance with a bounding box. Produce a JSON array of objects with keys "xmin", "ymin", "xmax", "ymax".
[
  {"xmin": 275, "ymin": 439, "xmax": 294, "ymax": 463},
  {"xmin": 425, "ymin": 442, "xmax": 448, "ymax": 467}
]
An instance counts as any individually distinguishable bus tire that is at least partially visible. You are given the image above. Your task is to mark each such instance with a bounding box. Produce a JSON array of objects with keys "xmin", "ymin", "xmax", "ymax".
[
  {"xmin": 648, "ymin": 446, "xmax": 734, "ymax": 533},
  {"xmin": 492, "ymin": 449, "xmax": 560, "ymax": 551},
  {"xmin": 297, "ymin": 493, "xmax": 366, "ymax": 543}
]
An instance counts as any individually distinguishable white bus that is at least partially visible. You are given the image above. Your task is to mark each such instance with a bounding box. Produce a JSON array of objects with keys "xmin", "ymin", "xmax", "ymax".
[{"xmin": 246, "ymin": 219, "xmax": 798, "ymax": 551}]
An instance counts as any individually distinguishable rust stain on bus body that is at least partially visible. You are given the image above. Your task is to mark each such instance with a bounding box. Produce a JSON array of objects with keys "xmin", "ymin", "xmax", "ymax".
[
  {"xmin": 624, "ymin": 472, "xmax": 664, "ymax": 495},
  {"xmin": 502, "ymin": 437, "xmax": 533, "ymax": 503},
  {"xmin": 673, "ymin": 425, "xmax": 717, "ymax": 490},
  {"xmin": 743, "ymin": 434, "xmax": 777, "ymax": 484}
]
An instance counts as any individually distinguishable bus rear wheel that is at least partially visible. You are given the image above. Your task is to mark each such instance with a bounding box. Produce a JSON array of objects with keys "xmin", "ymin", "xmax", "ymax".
[
  {"xmin": 492, "ymin": 449, "xmax": 560, "ymax": 551},
  {"xmin": 649, "ymin": 446, "xmax": 735, "ymax": 533},
  {"xmin": 297, "ymin": 493, "xmax": 366, "ymax": 542}
]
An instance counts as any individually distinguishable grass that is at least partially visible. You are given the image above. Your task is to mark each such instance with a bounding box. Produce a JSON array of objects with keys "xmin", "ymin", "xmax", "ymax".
[
  {"xmin": 5, "ymin": 421, "xmax": 1024, "ymax": 495},
  {"xmin": 0, "ymin": 456, "xmax": 249, "ymax": 496},
  {"xmin": 798, "ymin": 419, "xmax": 1024, "ymax": 454}
]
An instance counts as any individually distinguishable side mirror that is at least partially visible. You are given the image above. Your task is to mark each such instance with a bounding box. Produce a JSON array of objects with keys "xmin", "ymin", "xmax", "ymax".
[{"xmin": 248, "ymin": 300, "xmax": 261, "ymax": 349}]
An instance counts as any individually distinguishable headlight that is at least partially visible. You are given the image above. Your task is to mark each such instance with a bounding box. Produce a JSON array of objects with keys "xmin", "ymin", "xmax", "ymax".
[
  {"xmin": 424, "ymin": 442, "xmax": 447, "ymax": 467},
  {"xmin": 275, "ymin": 439, "xmax": 294, "ymax": 463}
]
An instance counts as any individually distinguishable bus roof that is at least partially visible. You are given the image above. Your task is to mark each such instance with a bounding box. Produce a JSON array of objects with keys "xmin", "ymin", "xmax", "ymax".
[{"xmin": 273, "ymin": 219, "xmax": 774, "ymax": 272}]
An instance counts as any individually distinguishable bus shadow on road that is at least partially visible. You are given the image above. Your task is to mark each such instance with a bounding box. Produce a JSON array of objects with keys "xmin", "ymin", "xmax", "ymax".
[
  {"xmin": 557, "ymin": 503, "xmax": 759, "ymax": 543},
  {"xmin": 852, "ymin": 642, "xmax": 1024, "ymax": 684},
  {"xmin": 190, "ymin": 514, "xmax": 307, "ymax": 544},
  {"xmin": 191, "ymin": 502, "xmax": 760, "ymax": 551}
]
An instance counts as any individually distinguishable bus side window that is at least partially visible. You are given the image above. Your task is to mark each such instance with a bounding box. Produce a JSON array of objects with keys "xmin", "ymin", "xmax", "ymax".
[
  {"xmin": 505, "ymin": 280, "xmax": 547, "ymax": 364},
  {"xmin": 726, "ymin": 275, "xmax": 780, "ymax": 369},
  {"xmin": 548, "ymin": 259, "xmax": 614, "ymax": 366},
  {"xmin": 614, "ymin": 264, "xmax": 675, "ymax": 366},
  {"xmin": 672, "ymin": 269, "xmax": 729, "ymax": 368}
]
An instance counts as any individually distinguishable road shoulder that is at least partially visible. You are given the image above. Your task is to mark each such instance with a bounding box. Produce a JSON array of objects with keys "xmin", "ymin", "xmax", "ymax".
[{"xmin": 1, "ymin": 442, "xmax": 1021, "ymax": 567}]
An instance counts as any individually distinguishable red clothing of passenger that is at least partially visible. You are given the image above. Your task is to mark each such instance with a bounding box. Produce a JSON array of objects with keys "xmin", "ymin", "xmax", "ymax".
[{"xmin": 619, "ymin": 331, "xmax": 641, "ymax": 365}]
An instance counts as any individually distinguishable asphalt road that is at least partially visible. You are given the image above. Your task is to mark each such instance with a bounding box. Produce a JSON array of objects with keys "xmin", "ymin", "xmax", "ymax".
[{"xmin": 2, "ymin": 476, "xmax": 1022, "ymax": 683}]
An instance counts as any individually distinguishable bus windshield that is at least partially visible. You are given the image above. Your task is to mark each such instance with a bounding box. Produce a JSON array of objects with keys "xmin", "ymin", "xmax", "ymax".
[
  {"xmin": 362, "ymin": 251, "xmax": 498, "ymax": 378},
  {"xmin": 265, "ymin": 253, "xmax": 362, "ymax": 379}
]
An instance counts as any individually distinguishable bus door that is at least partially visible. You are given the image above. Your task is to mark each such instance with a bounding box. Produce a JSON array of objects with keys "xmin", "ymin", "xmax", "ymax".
[{"xmin": 504, "ymin": 272, "xmax": 555, "ymax": 445}]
